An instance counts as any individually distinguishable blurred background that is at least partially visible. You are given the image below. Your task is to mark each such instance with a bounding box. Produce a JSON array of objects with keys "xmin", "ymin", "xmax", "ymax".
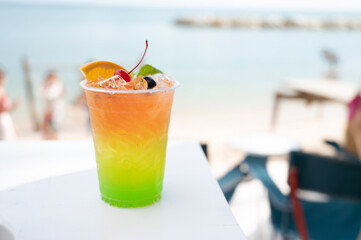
[{"xmin": 1, "ymin": 0, "xmax": 361, "ymax": 239}]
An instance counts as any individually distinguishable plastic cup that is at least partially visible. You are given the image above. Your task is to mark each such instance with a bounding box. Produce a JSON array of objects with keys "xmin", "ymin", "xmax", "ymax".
[{"xmin": 80, "ymin": 80, "xmax": 179, "ymax": 207}]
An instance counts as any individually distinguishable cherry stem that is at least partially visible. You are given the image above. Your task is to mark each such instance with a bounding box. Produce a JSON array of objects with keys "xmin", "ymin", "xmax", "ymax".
[{"xmin": 128, "ymin": 40, "xmax": 148, "ymax": 75}]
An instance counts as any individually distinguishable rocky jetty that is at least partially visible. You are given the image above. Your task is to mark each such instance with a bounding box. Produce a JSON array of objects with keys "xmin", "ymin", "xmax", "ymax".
[{"xmin": 175, "ymin": 15, "xmax": 361, "ymax": 30}]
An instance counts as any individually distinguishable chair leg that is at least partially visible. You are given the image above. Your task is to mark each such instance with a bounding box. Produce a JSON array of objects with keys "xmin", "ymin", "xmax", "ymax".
[
  {"xmin": 316, "ymin": 100, "xmax": 324, "ymax": 119},
  {"xmin": 271, "ymin": 229, "xmax": 294, "ymax": 240},
  {"xmin": 218, "ymin": 162, "xmax": 248, "ymax": 202},
  {"xmin": 289, "ymin": 167, "xmax": 309, "ymax": 240},
  {"xmin": 201, "ymin": 143, "xmax": 208, "ymax": 159},
  {"xmin": 270, "ymin": 93, "xmax": 282, "ymax": 131},
  {"xmin": 271, "ymin": 229, "xmax": 279, "ymax": 240}
]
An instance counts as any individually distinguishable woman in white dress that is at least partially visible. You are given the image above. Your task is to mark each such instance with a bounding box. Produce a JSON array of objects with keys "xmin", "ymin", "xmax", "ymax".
[
  {"xmin": 41, "ymin": 71, "xmax": 65, "ymax": 140},
  {"xmin": 0, "ymin": 69, "xmax": 18, "ymax": 140}
]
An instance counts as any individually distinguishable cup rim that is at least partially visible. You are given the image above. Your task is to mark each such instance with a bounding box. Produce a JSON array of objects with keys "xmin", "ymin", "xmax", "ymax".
[{"xmin": 80, "ymin": 79, "xmax": 180, "ymax": 94}]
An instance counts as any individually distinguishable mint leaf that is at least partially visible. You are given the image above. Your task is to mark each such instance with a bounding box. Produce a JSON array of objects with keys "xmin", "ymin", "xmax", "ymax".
[{"xmin": 137, "ymin": 64, "xmax": 163, "ymax": 77}]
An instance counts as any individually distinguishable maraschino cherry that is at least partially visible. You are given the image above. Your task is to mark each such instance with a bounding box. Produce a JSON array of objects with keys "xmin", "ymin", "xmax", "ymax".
[
  {"xmin": 114, "ymin": 40, "xmax": 149, "ymax": 82},
  {"xmin": 114, "ymin": 69, "xmax": 131, "ymax": 82}
]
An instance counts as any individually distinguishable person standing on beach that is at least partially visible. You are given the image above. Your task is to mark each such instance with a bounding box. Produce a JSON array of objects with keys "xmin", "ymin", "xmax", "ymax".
[
  {"xmin": 0, "ymin": 68, "xmax": 19, "ymax": 140},
  {"xmin": 41, "ymin": 71, "xmax": 65, "ymax": 140},
  {"xmin": 74, "ymin": 76, "xmax": 91, "ymax": 132}
]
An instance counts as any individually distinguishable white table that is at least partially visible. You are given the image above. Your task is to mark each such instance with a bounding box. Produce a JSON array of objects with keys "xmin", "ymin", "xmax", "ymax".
[
  {"xmin": 230, "ymin": 133, "xmax": 300, "ymax": 156},
  {"xmin": 0, "ymin": 140, "xmax": 246, "ymax": 240}
]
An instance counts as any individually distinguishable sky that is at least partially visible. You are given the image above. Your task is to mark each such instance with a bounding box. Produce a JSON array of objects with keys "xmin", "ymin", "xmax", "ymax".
[{"xmin": 2, "ymin": 0, "xmax": 361, "ymax": 11}]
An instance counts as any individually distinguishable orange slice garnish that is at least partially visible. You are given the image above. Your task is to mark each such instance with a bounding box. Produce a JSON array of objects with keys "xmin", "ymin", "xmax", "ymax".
[{"xmin": 80, "ymin": 61, "xmax": 127, "ymax": 82}]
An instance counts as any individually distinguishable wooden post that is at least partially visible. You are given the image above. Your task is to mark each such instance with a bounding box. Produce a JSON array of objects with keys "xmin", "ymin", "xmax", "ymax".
[
  {"xmin": 270, "ymin": 92, "xmax": 282, "ymax": 131},
  {"xmin": 22, "ymin": 57, "xmax": 40, "ymax": 131}
]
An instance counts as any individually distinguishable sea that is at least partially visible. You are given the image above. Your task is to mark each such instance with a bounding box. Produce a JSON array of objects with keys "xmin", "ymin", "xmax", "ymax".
[{"xmin": 1, "ymin": 3, "xmax": 361, "ymax": 120}]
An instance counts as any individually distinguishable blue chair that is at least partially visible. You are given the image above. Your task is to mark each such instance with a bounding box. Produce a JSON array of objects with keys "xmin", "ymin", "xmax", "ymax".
[
  {"xmin": 288, "ymin": 151, "xmax": 361, "ymax": 240},
  {"xmin": 218, "ymin": 140, "xmax": 361, "ymax": 239},
  {"xmin": 244, "ymin": 152, "xmax": 361, "ymax": 240},
  {"xmin": 218, "ymin": 140, "xmax": 358, "ymax": 204},
  {"xmin": 324, "ymin": 140, "xmax": 359, "ymax": 163},
  {"xmin": 219, "ymin": 133, "xmax": 300, "ymax": 203},
  {"xmin": 218, "ymin": 155, "xmax": 266, "ymax": 202}
]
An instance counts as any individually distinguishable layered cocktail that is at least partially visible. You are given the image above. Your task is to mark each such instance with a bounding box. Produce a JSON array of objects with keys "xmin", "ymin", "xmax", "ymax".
[{"xmin": 80, "ymin": 41, "xmax": 178, "ymax": 207}]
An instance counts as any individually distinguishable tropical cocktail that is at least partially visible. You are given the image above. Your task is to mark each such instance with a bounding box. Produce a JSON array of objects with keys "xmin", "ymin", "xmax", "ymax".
[{"xmin": 80, "ymin": 41, "xmax": 178, "ymax": 207}]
